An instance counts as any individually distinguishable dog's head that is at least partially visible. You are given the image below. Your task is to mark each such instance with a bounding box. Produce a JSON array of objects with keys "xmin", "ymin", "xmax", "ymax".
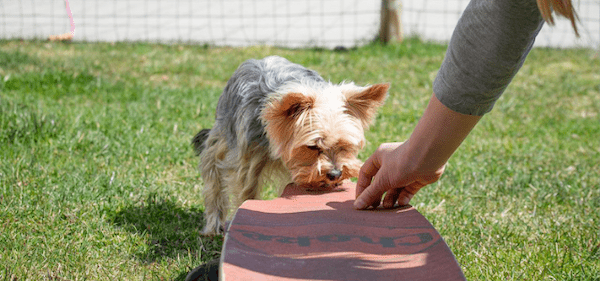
[{"xmin": 261, "ymin": 82, "xmax": 389, "ymax": 188}]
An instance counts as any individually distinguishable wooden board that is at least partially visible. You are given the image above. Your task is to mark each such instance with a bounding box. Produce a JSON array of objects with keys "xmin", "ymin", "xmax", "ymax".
[{"xmin": 220, "ymin": 182, "xmax": 465, "ymax": 280}]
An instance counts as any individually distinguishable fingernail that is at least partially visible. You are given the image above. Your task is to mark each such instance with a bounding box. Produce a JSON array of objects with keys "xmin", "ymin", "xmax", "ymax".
[{"xmin": 354, "ymin": 198, "xmax": 365, "ymax": 209}]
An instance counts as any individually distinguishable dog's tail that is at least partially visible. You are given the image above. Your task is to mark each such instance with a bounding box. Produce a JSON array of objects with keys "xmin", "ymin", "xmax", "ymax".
[{"xmin": 192, "ymin": 129, "xmax": 211, "ymax": 156}]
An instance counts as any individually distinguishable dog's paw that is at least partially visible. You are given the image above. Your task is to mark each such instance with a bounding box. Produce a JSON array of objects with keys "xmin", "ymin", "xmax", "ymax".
[
  {"xmin": 201, "ymin": 215, "xmax": 228, "ymax": 236},
  {"xmin": 201, "ymin": 224, "xmax": 223, "ymax": 236}
]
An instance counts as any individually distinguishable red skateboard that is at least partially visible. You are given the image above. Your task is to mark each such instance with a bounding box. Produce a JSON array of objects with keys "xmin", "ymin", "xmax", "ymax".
[{"xmin": 220, "ymin": 182, "xmax": 465, "ymax": 280}]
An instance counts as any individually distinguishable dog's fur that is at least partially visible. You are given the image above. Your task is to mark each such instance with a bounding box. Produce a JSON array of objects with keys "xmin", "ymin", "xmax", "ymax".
[{"xmin": 194, "ymin": 56, "xmax": 388, "ymax": 235}]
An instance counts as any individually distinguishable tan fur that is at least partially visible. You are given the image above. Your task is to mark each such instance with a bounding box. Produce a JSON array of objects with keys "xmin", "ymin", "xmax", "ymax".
[
  {"xmin": 200, "ymin": 133, "xmax": 230, "ymax": 234},
  {"xmin": 198, "ymin": 57, "xmax": 389, "ymax": 235}
]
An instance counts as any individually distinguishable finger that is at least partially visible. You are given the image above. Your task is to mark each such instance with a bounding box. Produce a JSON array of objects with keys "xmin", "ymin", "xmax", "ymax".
[
  {"xmin": 382, "ymin": 188, "xmax": 401, "ymax": 209},
  {"xmin": 355, "ymin": 152, "xmax": 381, "ymax": 198},
  {"xmin": 354, "ymin": 171, "xmax": 387, "ymax": 210},
  {"xmin": 354, "ymin": 183, "xmax": 384, "ymax": 210},
  {"xmin": 369, "ymin": 196, "xmax": 381, "ymax": 209},
  {"xmin": 397, "ymin": 191, "xmax": 414, "ymax": 206},
  {"xmin": 396, "ymin": 184, "xmax": 421, "ymax": 206}
]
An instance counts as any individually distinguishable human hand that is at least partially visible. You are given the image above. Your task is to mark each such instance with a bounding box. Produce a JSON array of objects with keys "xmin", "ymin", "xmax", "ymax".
[
  {"xmin": 353, "ymin": 94, "xmax": 481, "ymax": 210},
  {"xmin": 353, "ymin": 142, "xmax": 445, "ymax": 209}
]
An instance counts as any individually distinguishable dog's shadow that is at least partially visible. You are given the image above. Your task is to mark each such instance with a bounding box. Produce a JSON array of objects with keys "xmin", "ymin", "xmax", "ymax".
[{"xmin": 105, "ymin": 193, "xmax": 222, "ymax": 265}]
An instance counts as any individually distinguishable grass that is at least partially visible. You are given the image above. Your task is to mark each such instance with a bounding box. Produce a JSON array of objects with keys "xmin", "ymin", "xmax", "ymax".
[{"xmin": 0, "ymin": 38, "xmax": 598, "ymax": 280}]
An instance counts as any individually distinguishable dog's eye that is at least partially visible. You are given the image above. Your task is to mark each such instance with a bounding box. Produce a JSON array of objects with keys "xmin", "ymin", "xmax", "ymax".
[{"xmin": 307, "ymin": 145, "xmax": 321, "ymax": 153}]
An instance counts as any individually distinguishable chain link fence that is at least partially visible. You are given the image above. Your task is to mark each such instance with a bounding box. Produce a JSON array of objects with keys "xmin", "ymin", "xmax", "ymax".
[{"xmin": 0, "ymin": 0, "xmax": 597, "ymax": 49}]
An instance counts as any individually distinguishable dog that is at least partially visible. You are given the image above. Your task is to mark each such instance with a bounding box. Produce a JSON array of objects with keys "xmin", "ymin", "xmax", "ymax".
[{"xmin": 193, "ymin": 56, "xmax": 388, "ymax": 235}]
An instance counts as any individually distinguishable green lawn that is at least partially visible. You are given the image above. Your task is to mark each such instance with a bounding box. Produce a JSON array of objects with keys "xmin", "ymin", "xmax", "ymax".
[{"xmin": 1, "ymin": 39, "xmax": 598, "ymax": 280}]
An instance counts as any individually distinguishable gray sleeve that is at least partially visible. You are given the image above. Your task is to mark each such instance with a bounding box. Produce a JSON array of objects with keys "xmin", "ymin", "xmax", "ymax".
[{"xmin": 433, "ymin": 0, "xmax": 545, "ymax": 116}]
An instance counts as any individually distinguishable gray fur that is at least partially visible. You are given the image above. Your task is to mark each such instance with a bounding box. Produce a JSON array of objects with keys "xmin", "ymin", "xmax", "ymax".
[
  {"xmin": 213, "ymin": 56, "xmax": 326, "ymax": 150},
  {"xmin": 192, "ymin": 129, "xmax": 211, "ymax": 155},
  {"xmin": 195, "ymin": 56, "xmax": 367, "ymax": 235}
]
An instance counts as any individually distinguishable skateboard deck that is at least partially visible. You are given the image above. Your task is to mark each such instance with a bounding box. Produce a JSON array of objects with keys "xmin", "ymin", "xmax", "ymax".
[{"xmin": 220, "ymin": 182, "xmax": 465, "ymax": 280}]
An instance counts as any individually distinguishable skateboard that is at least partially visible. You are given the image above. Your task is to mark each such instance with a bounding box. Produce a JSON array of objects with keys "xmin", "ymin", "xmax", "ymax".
[{"xmin": 220, "ymin": 182, "xmax": 465, "ymax": 280}]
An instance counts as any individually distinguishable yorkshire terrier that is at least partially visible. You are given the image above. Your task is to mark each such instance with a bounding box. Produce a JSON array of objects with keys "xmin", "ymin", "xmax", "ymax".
[{"xmin": 193, "ymin": 56, "xmax": 388, "ymax": 235}]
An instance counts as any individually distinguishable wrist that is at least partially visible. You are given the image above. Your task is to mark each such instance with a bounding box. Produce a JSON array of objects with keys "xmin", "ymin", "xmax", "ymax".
[{"xmin": 405, "ymin": 93, "xmax": 481, "ymax": 173}]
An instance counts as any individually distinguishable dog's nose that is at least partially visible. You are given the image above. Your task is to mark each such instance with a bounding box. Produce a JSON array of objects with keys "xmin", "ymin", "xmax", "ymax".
[{"xmin": 326, "ymin": 169, "xmax": 342, "ymax": 181}]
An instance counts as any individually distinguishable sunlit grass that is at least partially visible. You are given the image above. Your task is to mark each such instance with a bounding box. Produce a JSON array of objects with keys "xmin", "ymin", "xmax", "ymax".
[{"xmin": 1, "ymin": 39, "xmax": 598, "ymax": 280}]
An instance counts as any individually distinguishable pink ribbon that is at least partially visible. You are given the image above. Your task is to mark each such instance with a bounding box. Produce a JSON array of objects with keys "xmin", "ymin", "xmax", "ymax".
[{"xmin": 65, "ymin": 0, "xmax": 75, "ymax": 35}]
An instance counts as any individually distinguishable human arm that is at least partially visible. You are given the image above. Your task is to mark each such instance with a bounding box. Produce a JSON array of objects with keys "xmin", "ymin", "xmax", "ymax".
[
  {"xmin": 354, "ymin": 93, "xmax": 481, "ymax": 209},
  {"xmin": 354, "ymin": 0, "xmax": 547, "ymax": 209},
  {"xmin": 353, "ymin": 0, "xmax": 581, "ymax": 209}
]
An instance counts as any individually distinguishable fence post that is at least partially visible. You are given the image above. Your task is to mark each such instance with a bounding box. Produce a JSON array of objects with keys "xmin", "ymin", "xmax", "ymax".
[{"xmin": 379, "ymin": 0, "xmax": 403, "ymax": 43}]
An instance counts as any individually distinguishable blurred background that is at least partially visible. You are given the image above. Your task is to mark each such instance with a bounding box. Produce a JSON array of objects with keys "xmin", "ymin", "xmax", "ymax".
[{"xmin": 1, "ymin": 0, "xmax": 598, "ymax": 49}]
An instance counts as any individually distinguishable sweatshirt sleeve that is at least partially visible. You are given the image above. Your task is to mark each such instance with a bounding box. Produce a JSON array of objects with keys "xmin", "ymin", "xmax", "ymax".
[{"xmin": 433, "ymin": 0, "xmax": 545, "ymax": 116}]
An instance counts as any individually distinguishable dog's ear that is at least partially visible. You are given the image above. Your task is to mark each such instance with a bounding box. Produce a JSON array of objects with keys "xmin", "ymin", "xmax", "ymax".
[
  {"xmin": 261, "ymin": 93, "xmax": 315, "ymax": 156},
  {"xmin": 277, "ymin": 92, "xmax": 315, "ymax": 117},
  {"xmin": 263, "ymin": 92, "xmax": 314, "ymax": 120},
  {"xmin": 343, "ymin": 83, "xmax": 389, "ymax": 128}
]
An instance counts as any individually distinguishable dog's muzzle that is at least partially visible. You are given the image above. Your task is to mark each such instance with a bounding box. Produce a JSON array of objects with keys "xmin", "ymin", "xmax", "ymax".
[{"xmin": 326, "ymin": 168, "xmax": 342, "ymax": 181}]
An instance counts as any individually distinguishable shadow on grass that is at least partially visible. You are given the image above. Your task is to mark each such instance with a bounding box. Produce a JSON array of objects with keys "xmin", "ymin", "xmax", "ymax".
[{"xmin": 105, "ymin": 193, "xmax": 223, "ymax": 269}]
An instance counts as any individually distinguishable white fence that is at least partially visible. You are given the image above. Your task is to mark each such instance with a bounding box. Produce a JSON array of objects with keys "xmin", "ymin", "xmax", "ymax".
[{"xmin": 0, "ymin": 0, "xmax": 598, "ymax": 49}]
